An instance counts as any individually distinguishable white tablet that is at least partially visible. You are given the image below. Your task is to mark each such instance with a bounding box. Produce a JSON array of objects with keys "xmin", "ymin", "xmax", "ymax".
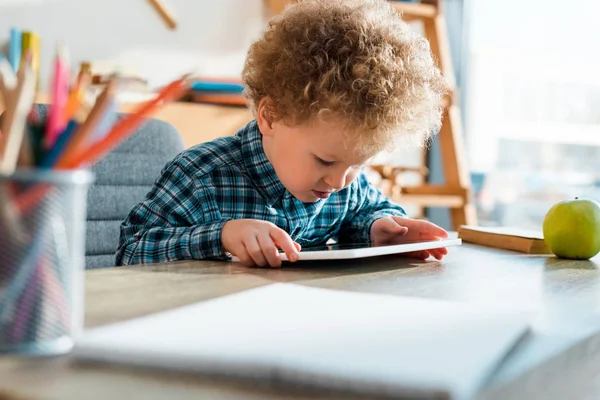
[{"xmin": 231, "ymin": 238, "xmax": 461, "ymax": 262}]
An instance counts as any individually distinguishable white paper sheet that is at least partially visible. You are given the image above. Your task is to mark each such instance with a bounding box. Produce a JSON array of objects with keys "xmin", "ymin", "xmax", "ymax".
[{"xmin": 74, "ymin": 284, "xmax": 530, "ymax": 400}]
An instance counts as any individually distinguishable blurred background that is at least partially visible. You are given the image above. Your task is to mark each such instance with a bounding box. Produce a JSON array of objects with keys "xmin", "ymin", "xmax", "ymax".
[
  {"xmin": 463, "ymin": 0, "xmax": 600, "ymax": 230},
  {"xmin": 1, "ymin": 0, "xmax": 598, "ymax": 230}
]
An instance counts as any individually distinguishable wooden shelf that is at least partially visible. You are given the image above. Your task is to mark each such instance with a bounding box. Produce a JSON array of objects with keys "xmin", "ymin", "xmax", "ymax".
[
  {"xmin": 402, "ymin": 184, "xmax": 469, "ymax": 197},
  {"xmin": 388, "ymin": 185, "xmax": 470, "ymax": 208},
  {"xmin": 264, "ymin": 0, "xmax": 293, "ymax": 15},
  {"xmin": 390, "ymin": 2, "xmax": 437, "ymax": 20},
  {"xmin": 391, "ymin": 193, "xmax": 465, "ymax": 208},
  {"xmin": 31, "ymin": 93, "xmax": 254, "ymax": 149}
]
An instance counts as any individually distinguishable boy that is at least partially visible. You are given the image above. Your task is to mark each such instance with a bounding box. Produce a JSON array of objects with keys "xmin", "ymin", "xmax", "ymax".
[{"xmin": 116, "ymin": 0, "xmax": 449, "ymax": 267}]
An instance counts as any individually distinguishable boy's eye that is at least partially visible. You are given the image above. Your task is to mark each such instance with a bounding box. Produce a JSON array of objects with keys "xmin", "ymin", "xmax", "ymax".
[{"xmin": 314, "ymin": 156, "xmax": 335, "ymax": 167}]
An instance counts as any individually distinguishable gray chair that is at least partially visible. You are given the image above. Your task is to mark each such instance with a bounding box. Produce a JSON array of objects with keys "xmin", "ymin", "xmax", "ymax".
[{"xmin": 34, "ymin": 105, "xmax": 185, "ymax": 268}]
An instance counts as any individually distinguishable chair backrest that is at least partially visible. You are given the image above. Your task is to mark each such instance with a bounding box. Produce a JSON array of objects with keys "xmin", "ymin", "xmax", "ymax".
[{"xmin": 33, "ymin": 104, "xmax": 185, "ymax": 268}]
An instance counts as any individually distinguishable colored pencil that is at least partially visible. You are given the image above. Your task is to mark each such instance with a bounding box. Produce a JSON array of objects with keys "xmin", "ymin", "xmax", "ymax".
[
  {"xmin": 57, "ymin": 74, "xmax": 191, "ymax": 169},
  {"xmin": 56, "ymin": 80, "xmax": 116, "ymax": 165},
  {"xmin": 45, "ymin": 44, "xmax": 70, "ymax": 149},
  {"xmin": 0, "ymin": 62, "xmax": 36, "ymax": 174}
]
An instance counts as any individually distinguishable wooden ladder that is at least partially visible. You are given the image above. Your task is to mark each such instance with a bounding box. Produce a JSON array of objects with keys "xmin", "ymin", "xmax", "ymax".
[
  {"xmin": 388, "ymin": 0, "xmax": 476, "ymax": 229},
  {"xmin": 265, "ymin": 0, "xmax": 477, "ymax": 230}
]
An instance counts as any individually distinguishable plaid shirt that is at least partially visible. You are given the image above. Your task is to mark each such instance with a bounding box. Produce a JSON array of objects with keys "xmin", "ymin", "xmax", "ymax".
[{"xmin": 116, "ymin": 120, "xmax": 406, "ymax": 266}]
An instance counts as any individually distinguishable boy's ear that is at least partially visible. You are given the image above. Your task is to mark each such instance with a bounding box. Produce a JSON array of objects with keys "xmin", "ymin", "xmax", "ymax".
[{"xmin": 256, "ymin": 97, "xmax": 277, "ymax": 137}]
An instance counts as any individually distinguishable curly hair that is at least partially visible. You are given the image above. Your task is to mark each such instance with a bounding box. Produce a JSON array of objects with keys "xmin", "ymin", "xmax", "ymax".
[{"xmin": 242, "ymin": 0, "xmax": 447, "ymax": 155}]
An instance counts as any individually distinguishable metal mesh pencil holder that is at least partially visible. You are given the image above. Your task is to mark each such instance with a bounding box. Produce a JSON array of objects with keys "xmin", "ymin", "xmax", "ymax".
[{"xmin": 0, "ymin": 169, "xmax": 93, "ymax": 356}]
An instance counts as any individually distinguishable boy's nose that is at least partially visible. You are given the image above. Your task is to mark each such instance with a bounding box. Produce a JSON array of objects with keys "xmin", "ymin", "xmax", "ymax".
[{"xmin": 324, "ymin": 170, "xmax": 348, "ymax": 190}]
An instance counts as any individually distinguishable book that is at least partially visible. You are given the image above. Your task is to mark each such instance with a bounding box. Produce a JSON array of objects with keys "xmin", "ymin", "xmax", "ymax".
[
  {"xmin": 74, "ymin": 283, "xmax": 530, "ymax": 400},
  {"xmin": 457, "ymin": 225, "xmax": 551, "ymax": 254},
  {"xmin": 191, "ymin": 80, "xmax": 244, "ymax": 93},
  {"xmin": 188, "ymin": 92, "xmax": 247, "ymax": 106}
]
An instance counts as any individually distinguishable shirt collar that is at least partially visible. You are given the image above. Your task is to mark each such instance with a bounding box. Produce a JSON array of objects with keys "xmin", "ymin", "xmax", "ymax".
[{"xmin": 239, "ymin": 120, "xmax": 287, "ymax": 205}]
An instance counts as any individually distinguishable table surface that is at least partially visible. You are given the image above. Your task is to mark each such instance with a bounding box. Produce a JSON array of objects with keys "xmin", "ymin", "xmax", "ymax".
[{"xmin": 1, "ymin": 243, "xmax": 600, "ymax": 400}]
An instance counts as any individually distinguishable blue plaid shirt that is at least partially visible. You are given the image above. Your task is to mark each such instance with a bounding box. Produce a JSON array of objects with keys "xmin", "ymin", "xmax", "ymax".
[{"xmin": 116, "ymin": 120, "xmax": 406, "ymax": 266}]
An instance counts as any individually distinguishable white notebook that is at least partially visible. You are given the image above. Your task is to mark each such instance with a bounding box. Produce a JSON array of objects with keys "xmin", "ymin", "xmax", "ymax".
[{"xmin": 74, "ymin": 284, "xmax": 530, "ymax": 400}]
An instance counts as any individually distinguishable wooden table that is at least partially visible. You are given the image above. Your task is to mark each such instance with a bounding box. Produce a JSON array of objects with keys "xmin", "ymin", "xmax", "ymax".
[{"xmin": 1, "ymin": 244, "xmax": 600, "ymax": 400}]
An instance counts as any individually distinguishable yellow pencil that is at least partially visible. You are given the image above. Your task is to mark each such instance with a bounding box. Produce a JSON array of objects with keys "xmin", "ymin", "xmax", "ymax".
[{"xmin": 21, "ymin": 31, "xmax": 40, "ymax": 90}]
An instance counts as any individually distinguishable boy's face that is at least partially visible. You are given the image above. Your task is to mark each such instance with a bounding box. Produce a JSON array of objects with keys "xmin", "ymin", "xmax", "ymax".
[{"xmin": 258, "ymin": 103, "xmax": 371, "ymax": 203}]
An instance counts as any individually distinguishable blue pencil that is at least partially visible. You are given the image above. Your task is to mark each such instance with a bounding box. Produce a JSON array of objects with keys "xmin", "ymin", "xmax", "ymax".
[
  {"xmin": 39, "ymin": 120, "xmax": 78, "ymax": 168},
  {"xmin": 8, "ymin": 28, "xmax": 22, "ymax": 73}
]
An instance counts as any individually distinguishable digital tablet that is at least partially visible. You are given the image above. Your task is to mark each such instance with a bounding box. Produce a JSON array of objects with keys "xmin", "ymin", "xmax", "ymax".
[{"xmin": 231, "ymin": 238, "xmax": 462, "ymax": 262}]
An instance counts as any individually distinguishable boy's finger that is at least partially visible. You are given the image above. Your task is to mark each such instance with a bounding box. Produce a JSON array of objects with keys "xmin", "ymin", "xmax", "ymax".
[
  {"xmin": 385, "ymin": 217, "xmax": 408, "ymax": 234},
  {"xmin": 430, "ymin": 248, "xmax": 446, "ymax": 260},
  {"xmin": 294, "ymin": 242, "xmax": 302, "ymax": 251},
  {"xmin": 394, "ymin": 225, "xmax": 409, "ymax": 235},
  {"xmin": 234, "ymin": 247, "xmax": 254, "ymax": 267},
  {"xmin": 257, "ymin": 233, "xmax": 282, "ymax": 267},
  {"xmin": 244, "ymin": 236, "xmax": 268, "ymax": 267},
  {"xmin": 404, "ymin": 250, "xmax": 430, "ymax": 260},
  {"xmin": 269, "ymin": 228, "xmax": 299, "ymax": 262},
  {"xmin": 421, "ymin": 222, "xmax": 448, "ymax": 238},
  {"xmin": 392, "ymin": 216, "xmax": 448, "ymax": 238}
]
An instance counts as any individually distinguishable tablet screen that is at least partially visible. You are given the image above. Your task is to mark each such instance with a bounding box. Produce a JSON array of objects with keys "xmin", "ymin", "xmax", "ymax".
[
  {"xmin": 300, "ymin": 240, "xmax": 446, "ymax": 252},
  {"xmin": 230, "ymin": 238, "xmax": 461, "ymax": 262}
]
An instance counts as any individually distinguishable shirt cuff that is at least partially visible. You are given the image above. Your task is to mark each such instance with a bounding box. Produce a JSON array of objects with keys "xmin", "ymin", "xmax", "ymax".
[
  {"xmin": 190, "ymin": 219, "xmax": 231, "ymax": 259},
  {"xmin": 360, "ymin": 209, "xmax": 407, "ymax": 244}
]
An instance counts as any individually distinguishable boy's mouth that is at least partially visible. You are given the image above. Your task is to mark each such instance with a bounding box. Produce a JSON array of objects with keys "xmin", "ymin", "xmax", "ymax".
[{"xmin": 312, "ymin": 190, "xmax": 333, "ymax": 199}]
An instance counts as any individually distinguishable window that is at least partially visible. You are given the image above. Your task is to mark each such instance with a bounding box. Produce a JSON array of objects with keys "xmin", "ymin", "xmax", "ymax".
[{"xmin": 464, "ymin": 0, "xmax": 600, "ymax": 229}]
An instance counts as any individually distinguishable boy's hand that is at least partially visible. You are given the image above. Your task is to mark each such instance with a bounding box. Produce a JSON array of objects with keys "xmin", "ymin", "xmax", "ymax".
[
  {"xmin": 221, "ymin": 219, "xmax": 301, "ymax": 267},
  {"xmin": 370, "ymin": 216, "xmax": 449, "ymax": 260}
]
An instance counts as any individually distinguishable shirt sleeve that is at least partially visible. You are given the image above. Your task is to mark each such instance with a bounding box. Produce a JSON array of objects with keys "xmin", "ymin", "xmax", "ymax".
[
  {"xmin": 338, "ymin": 172, "xmax": 407, "ymax": 244},
  {"xmin": 116, "ymin": 159, "xmax": 230, "ymax": 266}
]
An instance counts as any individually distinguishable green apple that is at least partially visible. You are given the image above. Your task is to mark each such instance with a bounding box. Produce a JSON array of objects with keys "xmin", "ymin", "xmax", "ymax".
[{"xmin": 543, "ymin": 198, "xmax": 600, "ymax": 260}]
